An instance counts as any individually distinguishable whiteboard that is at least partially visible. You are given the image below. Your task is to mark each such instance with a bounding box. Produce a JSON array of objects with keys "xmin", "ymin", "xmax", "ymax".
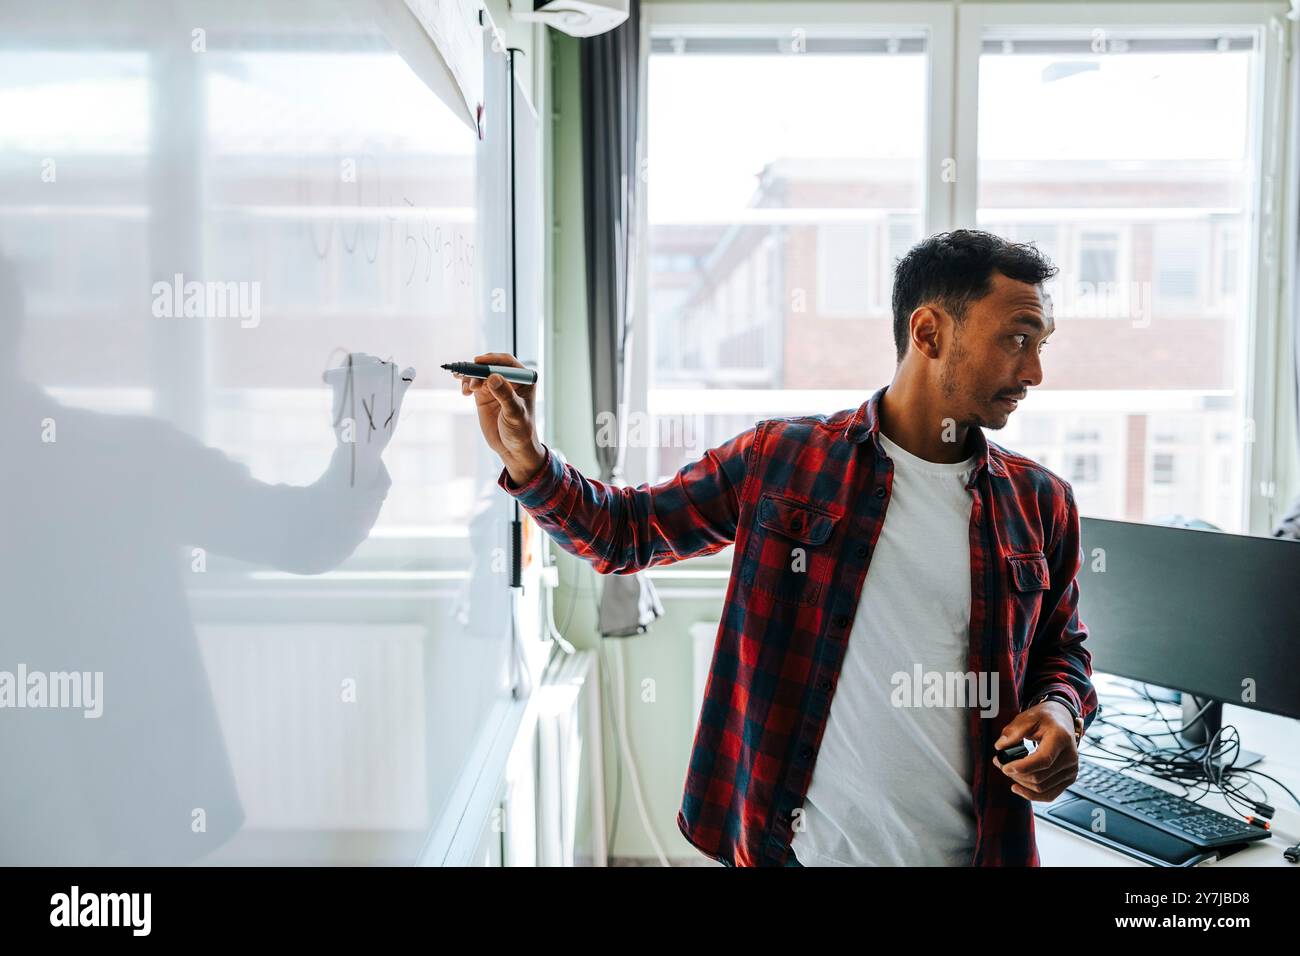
[{"xmin": 0, "ymin": 0, "xmax": 526, "ymax": 864}]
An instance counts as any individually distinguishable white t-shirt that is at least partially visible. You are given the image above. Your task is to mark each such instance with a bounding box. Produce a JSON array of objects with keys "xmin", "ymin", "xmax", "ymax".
[{"xmin": 790, "ymin": 430, "xmax": 981, "ymax": 866}]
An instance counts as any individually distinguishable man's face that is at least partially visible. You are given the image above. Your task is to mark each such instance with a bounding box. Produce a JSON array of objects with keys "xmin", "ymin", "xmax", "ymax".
[{"xmin": 937, "ymin": 271, "xmax": 1053, "ymax": 430}]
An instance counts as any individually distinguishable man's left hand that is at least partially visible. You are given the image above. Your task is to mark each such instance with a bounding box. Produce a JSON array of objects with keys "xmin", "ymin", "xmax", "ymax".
[{"xmin": 993, "ymin": 700, "xmax": 1079, "ymax": 802}]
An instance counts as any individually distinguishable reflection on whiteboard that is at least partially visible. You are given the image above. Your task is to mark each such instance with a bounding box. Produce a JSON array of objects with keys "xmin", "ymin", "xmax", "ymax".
[{"xmin": 0, "ymin": 0, "xmax": 516, "ymax": 865}]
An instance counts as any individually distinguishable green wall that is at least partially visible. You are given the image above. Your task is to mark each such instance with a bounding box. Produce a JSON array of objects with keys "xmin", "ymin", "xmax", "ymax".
[{"xmin": 548, "ymin": 31, "xmax": 708, "ymax": 861}]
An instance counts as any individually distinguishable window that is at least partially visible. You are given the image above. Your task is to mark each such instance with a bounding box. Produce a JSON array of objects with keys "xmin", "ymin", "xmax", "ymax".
[
  {"xmin": 1067, "ymin": 453, "xmax": 1100, "ymax": 484},
  {"xmin": 1154, "ymin": 221, "xmax": 1209, "ymax": 312},
  {"xmin": 817, "ymin": 222, "xmax": 874, "ymax": 316},
  {"xmin": 644, "ymin": 4, "xmax": 1281, "ymax": 537},
  {"xmin": 814, "ymin": 218, "xmax": 924, "ymax": 318},
  {"xmin": 1153, "ymin": 452, "xmax": 1177, "ymax": 485},
  {"xmin": 1077, "ymin": 230, "xmax": 1119, "ymax": 287}
]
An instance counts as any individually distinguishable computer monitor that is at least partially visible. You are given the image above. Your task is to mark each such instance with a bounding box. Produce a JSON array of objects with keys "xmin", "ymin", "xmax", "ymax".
[{"xmin": 1076, "ymin": 517, "xmax": 1300, "ymax": 764}]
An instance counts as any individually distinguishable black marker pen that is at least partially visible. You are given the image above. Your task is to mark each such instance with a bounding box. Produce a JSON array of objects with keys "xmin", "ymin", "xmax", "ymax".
[{"xmin": 441, "ymin": 361, "xmax": 537, "ymax": 386}]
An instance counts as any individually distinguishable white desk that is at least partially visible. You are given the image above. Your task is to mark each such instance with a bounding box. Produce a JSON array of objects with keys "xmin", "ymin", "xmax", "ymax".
[{"xmin": 1037, "ymin": 678, "xmax": 1300, "ymax": 867}]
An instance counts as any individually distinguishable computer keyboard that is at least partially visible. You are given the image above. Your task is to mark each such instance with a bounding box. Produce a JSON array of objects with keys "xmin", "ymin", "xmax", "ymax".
[{"xmin": 1066, "ymin": 759, "xmax": 1271, "ymax": 849}]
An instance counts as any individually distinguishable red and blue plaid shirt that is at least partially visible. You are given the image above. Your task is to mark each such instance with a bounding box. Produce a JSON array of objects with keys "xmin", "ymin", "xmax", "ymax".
[{"xmin": 498, "ymin": 384, "xmax": 1098, "ymax": 866}]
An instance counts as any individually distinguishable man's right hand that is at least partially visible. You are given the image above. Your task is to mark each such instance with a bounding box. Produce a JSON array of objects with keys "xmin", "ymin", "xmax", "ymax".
[{"xmin": 455, "ymin": 352, "xmax": 546, "ymax": 487}]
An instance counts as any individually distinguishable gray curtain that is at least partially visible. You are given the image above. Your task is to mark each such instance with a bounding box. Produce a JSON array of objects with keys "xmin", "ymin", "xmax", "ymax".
[{"xmin": 580, "ymin": 1, "xmax": 663, "ymax": 635}]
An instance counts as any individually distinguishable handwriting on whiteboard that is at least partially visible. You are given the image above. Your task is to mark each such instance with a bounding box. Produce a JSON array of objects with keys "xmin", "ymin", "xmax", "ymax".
[{"xmin": 302, "ymin": 152, "xmax": 476, "ymax": 290}]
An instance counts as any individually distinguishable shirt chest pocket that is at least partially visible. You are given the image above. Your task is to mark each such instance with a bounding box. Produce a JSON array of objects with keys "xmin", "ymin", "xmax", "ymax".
[
  {"xmin": 1006, "ymin": 551, "xmax": 1050, "ymax": 653},
  {"xmin": 741, "ymin": 494, "xmax": 840, "ymax": 608}
]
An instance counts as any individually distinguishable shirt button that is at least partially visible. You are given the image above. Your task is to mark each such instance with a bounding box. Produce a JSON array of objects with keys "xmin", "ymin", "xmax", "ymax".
[
  {"xmin": 799, "ymin": 746, "xmax": 813, "ymax": 761},
  {"xmin": 874, "ymin": 486, "xmax": 886, "ymax": 498},
  {"xmin": 855, "ymin": 545, "xmax": 868, "ymax": 558},
  {"xmin": 834, "ymin": 616, "xmax": 849, "ymax": 628},
  {"xmin": 817, "ymin": 678, "xmax": 831, "ymax": 691}
]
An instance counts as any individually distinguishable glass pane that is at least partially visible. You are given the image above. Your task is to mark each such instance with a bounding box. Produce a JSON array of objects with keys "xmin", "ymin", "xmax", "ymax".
[
  {"xmin": 977, "ymin": 33, "xmax": 1257, "ymax": 531},
  {"xmin": 647, "ymin": 31, "xmax": 928, "ymax": 479}
]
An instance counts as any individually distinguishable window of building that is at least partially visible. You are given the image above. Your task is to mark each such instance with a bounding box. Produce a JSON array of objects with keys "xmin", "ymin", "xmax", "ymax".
[
  {"xmin": 817, "ymin": 222, "xmax": 875, "ymax": 316},
  {"xmin": 1153, "ymin": 452, "xmax": 1177, "ymax": 485},
  {"xmin": 1077, "ymin": 230, "xmax": 1120, "ymax": 287}
]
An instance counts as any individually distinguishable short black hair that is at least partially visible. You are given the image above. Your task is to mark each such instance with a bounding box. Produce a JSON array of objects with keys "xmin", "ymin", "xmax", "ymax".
[{"xmin": 890, "ymin": 229, "xmax": 1057, "ymax": 362}]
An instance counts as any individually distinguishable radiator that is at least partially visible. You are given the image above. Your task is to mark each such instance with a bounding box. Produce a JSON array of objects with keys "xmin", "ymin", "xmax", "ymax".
[
  {"xmin": 534, "ymin": 649, "xmax": 607, "ymax": 866},
  {"xmin": 197, "ymin": 624, "xmax": 429, "ymax": 830}
]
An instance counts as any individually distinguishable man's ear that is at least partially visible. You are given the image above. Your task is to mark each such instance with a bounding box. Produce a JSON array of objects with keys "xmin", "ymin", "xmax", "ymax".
[{"xmin": 909, "ymin": 305, "xmax": 944, "ymax": 359}]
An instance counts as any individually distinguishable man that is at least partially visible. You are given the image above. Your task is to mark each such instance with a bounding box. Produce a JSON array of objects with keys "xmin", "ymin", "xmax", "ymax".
[{"xmin": 460, "ymin": 229, "xmax": 1098, "ymax": 866}]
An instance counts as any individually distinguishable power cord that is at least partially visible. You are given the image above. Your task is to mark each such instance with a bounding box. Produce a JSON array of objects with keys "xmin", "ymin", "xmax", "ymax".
[{"xmin": 1087, "ymin": 681, "xmax": 1300, "ymax": 861}]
